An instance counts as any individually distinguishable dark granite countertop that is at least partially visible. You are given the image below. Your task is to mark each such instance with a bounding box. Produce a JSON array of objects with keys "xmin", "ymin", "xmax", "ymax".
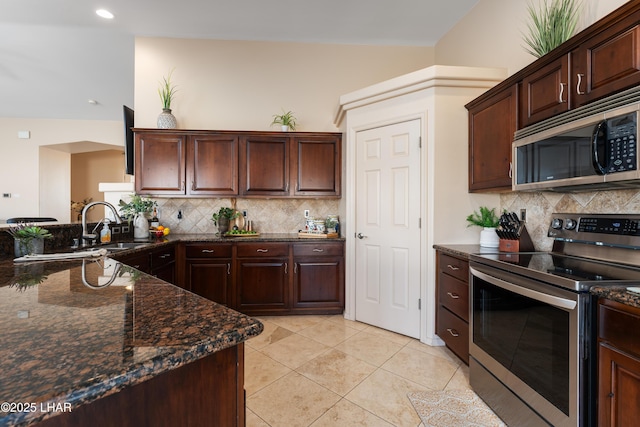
[
  {"xmin": 591, "ymin": 286, "xmax": 640, "ymax": 309},
  {"xmin": 433, "ymin": 244, "xmax": 485, "ymax": 259},
  {"xmin": 0, "ymin": 253, "xmax": 263, "ymax": 426}
]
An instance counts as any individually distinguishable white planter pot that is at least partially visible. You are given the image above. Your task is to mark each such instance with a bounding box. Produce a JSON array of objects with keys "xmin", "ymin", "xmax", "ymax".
[{"xmin": 479, "ymin": 227, "xmax": 500, "ymax": 248}]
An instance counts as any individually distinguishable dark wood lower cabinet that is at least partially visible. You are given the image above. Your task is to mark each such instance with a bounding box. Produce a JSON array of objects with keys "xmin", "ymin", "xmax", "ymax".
[
  {"xmin": 598, "ymin": 299, "xmax": 640, "ymax": 427},
  {"xmin": 292, "ymin": 242, "xmax": 344, "ymax": 314},
  {"xmin": 38, "ymin": 344, "xmax": 245, "ymax": 427},
  {"xmin": 236, "ymin": 257, "xmax": 289, "ymax": 314}
]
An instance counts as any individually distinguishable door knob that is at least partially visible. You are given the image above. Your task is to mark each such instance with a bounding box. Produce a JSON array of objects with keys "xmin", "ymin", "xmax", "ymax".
[{"xmin": 357, "ymin": 233, "xmax": 367, "ymax": 239}]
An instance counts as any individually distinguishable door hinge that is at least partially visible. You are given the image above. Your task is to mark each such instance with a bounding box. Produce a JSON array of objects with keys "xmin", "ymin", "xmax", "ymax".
[
  {"xmin": 418, "ymin": 136, "xmax": 422, "ymax": 148},
  {"xmin": 418, "ymin": 298, "xmax": 422, "ymax": 310},
  {"xmin": 418, "ymin": 218, "xmax": 421, "ymax": 228}
]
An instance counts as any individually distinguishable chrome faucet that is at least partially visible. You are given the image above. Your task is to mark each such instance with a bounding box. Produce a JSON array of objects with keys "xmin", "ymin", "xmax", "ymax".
[{"xmin": 81, "ymin": 201, "xmax": 123, "ymax": 246}]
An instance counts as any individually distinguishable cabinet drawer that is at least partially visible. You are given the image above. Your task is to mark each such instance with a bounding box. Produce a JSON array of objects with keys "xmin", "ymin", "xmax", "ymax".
[
  {"xmin": 599, "ymin": 300, "xmax": 640, "ymax": 357},
  {"xmin": 237, "ymin": 243, "xmax": 289, "ymax": 257},
  {"xmin": 293, "ymin": 242, "xmax": 343, "ymax": 257},
  {"xmin": 438, "ymin": 253, "xmax": 469, "ymax": 282},
  {"xmin": 185, "ymin": 244, "xmax": 233, "ymax": 258},
  {"xmin": 151, "ymin": 247, "xmax": 175, "ymax": 265},
  {"xmin": 437, "ymin": 307, "xmax": 469, "ymax": 363},
  {"xmin": 439, "ymin": 273, "xmax": 469, "ymax": 322}
]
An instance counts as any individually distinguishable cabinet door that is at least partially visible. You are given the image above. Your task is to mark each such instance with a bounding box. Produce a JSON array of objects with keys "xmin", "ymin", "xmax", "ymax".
[
  {"xmin": 598, "ymin": 343, "xmax": 640, "ymax": 427},
  {"xmin": 188, "ymin": 135, "xmax": 238, "ymax": 195},
  {"xmin": 239, "ymin": 135, "xmax": 289, "ymax": 196},
  {"xmin": 150, "ymin": 247, "xmax": 176, "ymax": 285},
  {"xmin": 292, "ymin": 256, "xmax": 344, "ymax": 312},
  {"xmin": 572, "ymin": 9, "xmax": 640, "ymax": 108},
  {"xmin": 291, "ymin": 134, "xmax": 341, "ymax": 197},
  {"xmin": 187, "ymin": 259, "xmax": 233, "ymax": 307},
  {"xmin": 467, "ymin": 84, "xmax": 517, "ymax": 192},
  {"xmin": 521, "ymin": 55, "xmax": 570, "ymax": 127},
  {"xmin": 135, "ymin": 132, "xmax": 186, "ymax": 195},
  {"xmin": 236, "ymin": 258, "xmax": 288, "ymax": 314}
]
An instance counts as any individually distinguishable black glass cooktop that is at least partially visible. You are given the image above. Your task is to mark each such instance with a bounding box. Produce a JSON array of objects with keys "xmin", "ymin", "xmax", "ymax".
[{"xmin": 471, "ymin": 251, "xmax": 640, "ymax": 291}]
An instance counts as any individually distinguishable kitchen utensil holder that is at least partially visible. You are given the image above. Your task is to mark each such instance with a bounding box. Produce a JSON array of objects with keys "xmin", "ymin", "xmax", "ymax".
[{"xmin": 498, "ymin": 224, "xmax": 535, "ymax": 252}]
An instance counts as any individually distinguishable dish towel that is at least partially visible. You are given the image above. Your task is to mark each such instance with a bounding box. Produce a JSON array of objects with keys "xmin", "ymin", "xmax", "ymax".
[{"xmin": 13, "ymin": 249, "xmax": 108, "ymax": 263}]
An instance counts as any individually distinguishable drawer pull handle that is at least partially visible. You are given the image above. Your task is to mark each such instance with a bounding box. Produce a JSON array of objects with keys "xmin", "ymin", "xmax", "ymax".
[
  {"xmin": 284, "ymin": 262, "xmax": 288, "ymax": 274},
  {"xmin": 446, "ymin": 328, "xmax": 459, "ymax": 337},
  {"xmin": 312, "ymin": 248, "xmax": 324, "ymax": 252},
  {"xmin": 294, "ymin": 263, "xmax": 298, "ymax": 274},
  {"xmin": 447, "ymin": 264, "xmax": 460, "ymax": 271},
  {"xmin": 576, "ymin": 73, "xmax": 585, "ymax": 95},
  {"xmin": 159, "ymin": 254, "xmax": 171, "ymax": 259},
  {"xmin": 227, "ymin": 263, "xmax": 231, "ymax": 275},
  {"xmin": 257, "ymin": 249, "xmax": 269, "ymax": 253},
  {"xmin": 559, "ymin": 82, "xmax": 566, "ymax": 103},
  {"xmin": 202, "ymin": 249, "xmax": 215, "ymax": 253},
  {"xmin": 447, "ymin": 292, "xmax": 460, "ymax": 299}
]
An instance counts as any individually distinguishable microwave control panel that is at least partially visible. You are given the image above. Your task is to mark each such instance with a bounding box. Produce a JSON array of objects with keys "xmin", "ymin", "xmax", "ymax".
[{"xmin": 606, "ymin": 113, "xmax": 637, "ymax": 173}]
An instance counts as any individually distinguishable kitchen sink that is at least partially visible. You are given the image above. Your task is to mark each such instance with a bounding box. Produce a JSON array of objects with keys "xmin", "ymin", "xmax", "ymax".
[{"xmin": 100, "ymin": 242, "xmax": 150, "ymax": 252}]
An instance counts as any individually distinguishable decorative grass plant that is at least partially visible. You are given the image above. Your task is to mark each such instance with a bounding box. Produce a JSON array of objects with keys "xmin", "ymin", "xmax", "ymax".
[
  {"xmin": 466, "ymin": 207, "xmax": 500, "ymax": 228},
  {"xmin": 523, "ymin": 0, "xmax": 581, "ymax": 58},
  {"xmin": 158, "ymin": 69, "xmax": 178, "ymax": 110}
]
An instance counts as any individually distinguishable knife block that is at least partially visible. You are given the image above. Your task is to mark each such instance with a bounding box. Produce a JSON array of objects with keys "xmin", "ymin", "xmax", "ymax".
[{"xmin": 498, "ymin": 224, "xmax": 535, "ymax": 252}]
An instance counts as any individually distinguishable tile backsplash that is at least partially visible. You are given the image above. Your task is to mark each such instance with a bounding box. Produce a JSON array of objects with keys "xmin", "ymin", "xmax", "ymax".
[
  {"xmin": 501, "ymin": 188, "xmax": 640, "ymax": 251},
  {"xmin": 152, "ymin": 198, "xmax": 341, "ymax": 235}
]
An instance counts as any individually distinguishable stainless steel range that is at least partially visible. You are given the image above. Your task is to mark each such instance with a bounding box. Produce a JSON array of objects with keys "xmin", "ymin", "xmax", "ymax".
[{"xmin": 469, "ymin": 213, "xmax": 640, "ymax": 427}]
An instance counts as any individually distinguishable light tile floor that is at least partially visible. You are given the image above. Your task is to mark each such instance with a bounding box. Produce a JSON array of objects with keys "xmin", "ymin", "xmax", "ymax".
[{"xmin": 245, "ymin": 314, "xmax": 472, "ymax": 427}]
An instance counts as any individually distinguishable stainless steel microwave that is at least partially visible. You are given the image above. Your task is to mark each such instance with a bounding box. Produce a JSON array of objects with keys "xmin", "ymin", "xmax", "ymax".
[{"xmin": 513, "ymin": 92, "xmax": 640, "ymax": 192}]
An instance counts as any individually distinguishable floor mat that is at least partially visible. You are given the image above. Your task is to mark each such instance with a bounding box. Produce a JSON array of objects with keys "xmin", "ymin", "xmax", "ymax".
[{"xmin": 407, "ymin": 389, "xmax": 506, "ymax": 427}]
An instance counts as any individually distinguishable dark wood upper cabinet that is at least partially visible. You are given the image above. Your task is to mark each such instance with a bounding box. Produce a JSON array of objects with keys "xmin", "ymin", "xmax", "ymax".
[
  {"xmin": 467, "ymin": 84, "xmax": 517, "ymax": 192},
  {"xmin": 135, "ymin": 129, "xmax": 341, "ymax": 198},
  {"xmin": 520, "ymin": 54, "xmax": 570, "ymax": 127},
  {"xmin": 188, "ymin": 134, "xmax": 238, "ymax": 195},
  {"xmin": 239, "ymin": 135, "xmax": 290, "ymax": 196},
  {"xmin": 467, "ymin": 1, "xmax": 640, "ymax": 193},
  {"xmin": 292, "ymin": 134, "xmax": 341, "ymax": 197},
  {"xmin": 135, "ymin": 132, "xmax": 186, "ymax": 195}
]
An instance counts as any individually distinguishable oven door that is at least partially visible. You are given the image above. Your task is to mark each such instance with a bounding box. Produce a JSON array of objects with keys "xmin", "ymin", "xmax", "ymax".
[{"xmin": 469, "ymin": 263, "xmax": 589, "ymax": 427}]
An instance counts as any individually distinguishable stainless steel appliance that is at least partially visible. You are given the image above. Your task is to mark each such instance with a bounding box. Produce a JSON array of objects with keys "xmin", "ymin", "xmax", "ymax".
[
  {"xmin": 469, "ymin": 213, "xmax": 640, "ymax": 427},
  {"xmin": 513, "ymin": 87, "xmax": 640, "ymax": 192}
]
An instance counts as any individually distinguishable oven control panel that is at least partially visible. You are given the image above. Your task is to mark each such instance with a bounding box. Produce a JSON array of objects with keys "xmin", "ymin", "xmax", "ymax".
[{"xmin": 548, "ymin": 213, "xmax": 640, "ymax": 247}]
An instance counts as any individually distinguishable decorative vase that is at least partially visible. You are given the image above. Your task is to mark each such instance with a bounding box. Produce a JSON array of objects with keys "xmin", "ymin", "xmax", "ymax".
[
  {"xmin": 157, "ymin": 108, "xmax": 177, "ymax": 129},
  {"xmin": 133, "ymin": 213, "xmax": 149, "ymax": 240},
  {"xmin": 14, "ymin": 238, "xmax": 44, "ymax": 257},
  {"xmin": 479, "ymin": 227, "xmax": 500, "ymax": 248},
  {"xmin": 217, "ymin": 217, "xmax": 230, "ymax": 235}
]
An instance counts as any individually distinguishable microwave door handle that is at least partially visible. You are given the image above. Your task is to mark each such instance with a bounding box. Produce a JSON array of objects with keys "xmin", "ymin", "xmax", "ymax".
[{"xmin": 592, "ymin": 120, "xmax": 608, "ymax": 175}]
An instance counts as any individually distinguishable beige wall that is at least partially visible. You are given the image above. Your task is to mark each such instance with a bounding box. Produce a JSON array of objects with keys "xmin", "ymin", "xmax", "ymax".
[
  {"xmin": 71, "ymin": 150, "xmax": 126, "ymax": 223},
  {"xmin": 134, "ymin": 38, "xmax": 435, "ymax": 131},
  {"xmin": 0, "ymin": 118, "xmax": 123, "ymax": 222},
  {"xmin": 436, "ymin": 0, "xmax": 630, "ymax": 75}
]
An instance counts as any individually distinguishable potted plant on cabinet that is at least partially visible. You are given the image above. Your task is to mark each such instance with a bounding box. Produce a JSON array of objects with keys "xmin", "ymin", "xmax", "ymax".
[
  {"xmin": 157, "ymin": 68, "xmax": 178, "ymax": 129},
  {"xmin": 466, "ymin": 206, "xmax": 500, "ymax": 248},
  {"xmin": 8, "ymin": 223, "xmax": 53, "ymax": 257},
  {"xmin": 523, "ymin": 0, "xmax": 581, "ymax": 58},
  {"xmin": 271, "ymin": 110, "xmax": 297, "ymax": 132},
  {"xmin": 212, "ymin": 207, "xmax": 240, "ymax": 235}
]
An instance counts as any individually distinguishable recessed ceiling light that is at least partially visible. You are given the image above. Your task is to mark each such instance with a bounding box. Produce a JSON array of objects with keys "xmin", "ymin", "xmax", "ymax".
[
  {"xmin": 96, "ymin": 9, "xmax": 114, "ymax": 19},
  {"xmin": 88, "ymin": 99, "xmax": 98, "ymax": 105}
]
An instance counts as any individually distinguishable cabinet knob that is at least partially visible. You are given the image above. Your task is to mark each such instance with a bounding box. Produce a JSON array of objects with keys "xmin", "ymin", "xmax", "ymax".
[
  {"xmin": 447, "ymin": 264, "xmax": 460, "ymax": 271},
  {"xmin": 447, "ymin": 292, "xmax": 460, "ymax": 299},
  {"xmin": 446, "ymin": 328, "xmax": 459, "ymax": 337}
]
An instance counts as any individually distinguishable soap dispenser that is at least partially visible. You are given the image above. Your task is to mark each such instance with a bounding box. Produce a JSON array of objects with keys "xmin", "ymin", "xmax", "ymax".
[{"xmin": 100, "ymin": 219, "xmax": 112, "ymax": 243}]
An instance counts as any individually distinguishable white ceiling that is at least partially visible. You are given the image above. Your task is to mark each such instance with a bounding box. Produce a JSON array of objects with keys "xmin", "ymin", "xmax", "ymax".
[{"xmin": 1, "ymin": 0, "xmax": 479, "ymax": 121}]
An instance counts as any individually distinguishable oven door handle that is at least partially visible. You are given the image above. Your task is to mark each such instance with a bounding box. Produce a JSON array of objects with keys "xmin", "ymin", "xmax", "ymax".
[{"xmin": 470, "ymin": 267, "xmax": 577, "ymax": 310}]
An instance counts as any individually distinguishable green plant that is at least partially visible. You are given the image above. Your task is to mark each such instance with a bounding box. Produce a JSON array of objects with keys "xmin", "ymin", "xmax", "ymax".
[
  {"xmin": 466, "ymin": 207, "xmax": 500, "ymax": 228},
  {"xmin": 8, "ymin": 224, "xmax": 53, "ymax": 240},
  {"xmin": 118, "ymin": 194, "xmax": 157, "ymax": 220},
  {"xmin": 158, "ymin": 68, "xmax": 178, "ymax": 110},
  {"xmin": 523, "ymin": 0, "xmax": 581, "ymax": 58},
  {"xmin": 271, "ymin": 110, "xmax": 297, "ymax": 130},
  {"xmin": 211, "ymin": 207, "xmax": 240, "ymax": 226}
]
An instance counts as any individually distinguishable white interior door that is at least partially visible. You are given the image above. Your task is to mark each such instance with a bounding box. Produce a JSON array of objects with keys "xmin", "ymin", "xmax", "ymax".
[{"xmin": 355, "ymin": 119, "xmax": 421, "ymax": 338}]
